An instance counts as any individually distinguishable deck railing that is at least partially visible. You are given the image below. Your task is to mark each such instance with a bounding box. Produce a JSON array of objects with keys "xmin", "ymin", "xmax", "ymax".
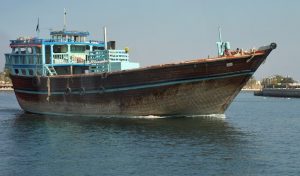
[
  {"xmin": 10, "ymin": 38, "xmax": 105, "ymax": 45},
  {"xmin": 53, "ymin": 54, "xmax": 69, "ymax": 64},
  {"xmin": 5, "ymin": 54, "xmax": 42, "ymax": 65},
  {"xmin": 70, "ymin": 53, "xmax": 87, "ymax": 63},
  {"xmin": 10, "ymin": 39, "xmax": 43, "ymax": 45}
]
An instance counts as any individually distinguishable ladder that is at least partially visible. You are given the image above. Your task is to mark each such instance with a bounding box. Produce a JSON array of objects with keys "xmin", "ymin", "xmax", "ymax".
[{"xmin": 44, "ymin": 65, "xmax": 57, "ymax": 76}]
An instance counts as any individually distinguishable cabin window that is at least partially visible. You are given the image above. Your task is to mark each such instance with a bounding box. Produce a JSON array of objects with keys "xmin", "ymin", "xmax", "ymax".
[
  {"xmin": 21, "ymin": 69, "xmax": 26, "ymax": 75},
  {"xmin": 74, "ymin": 35, "xmax": 79, "ymax": 41},
  {"xmin": 35, "ymin": 47, "xmax": 41, "ymax": 54},
  {"xmin": 71, "ymin": 45, "xmax": 85, "ymax": 53},
  {"xmin": 80, "ymin": 37, "xmax": 86, "ymax": 42},
  {"xmin": 27, "ymin": 47, "xmax": 33, "ymax": 54},
  {"xmin": 20, "ymin": 47, "xmax": 26, "ymax": 54},
  {"xmin": 28, "ymin": 69, "xmax": 34, "ymax": 76},
  {"xmin": 45, "ymin": 45, "xmax": 51, "ymax": 64},
  {"xmin": 93, "ymin": 46, "xmax": 103, "ymax": 51},
  {"xmin": 12, "ymin": 48, "xmax": 17, "ymax": 54},
  {"xmin": 53, "ymin": 45, "xmax": 68, "ymax": 53},
  {"xmin": 14, "ymin": 69, "xmax": 19, "ymax": 75}
]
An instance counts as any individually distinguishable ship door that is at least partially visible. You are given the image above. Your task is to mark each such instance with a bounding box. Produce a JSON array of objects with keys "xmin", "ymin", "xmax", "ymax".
[
  {"xmin": 74, "ymin": 35, "xmax": 78, "ymax": 42},
  {"xmin": 45, "ymin": 45, "xmax": 51, "ymax": 64}
]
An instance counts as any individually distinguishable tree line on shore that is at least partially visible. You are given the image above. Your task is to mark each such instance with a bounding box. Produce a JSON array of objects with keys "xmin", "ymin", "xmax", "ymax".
[
  {"xmin": 0, "ymin": 70, "xmax": 11, "ymax": 84},
  {"xmin": 244, "ymin": 75, "xmax": 298, "ymax": 89}
]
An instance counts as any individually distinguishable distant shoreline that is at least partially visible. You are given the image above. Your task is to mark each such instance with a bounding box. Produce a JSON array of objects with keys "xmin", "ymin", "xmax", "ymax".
[
  {"xmin": 241, "ymin": 89, "xmax": 260, "ymax": 92},
  {"xmin": 0, "ymin": 83, "xmax": 13, "ymax": 91},
  {"xmin": 0, "ymin": 88, "xmax": 13, "ymax": 91}
]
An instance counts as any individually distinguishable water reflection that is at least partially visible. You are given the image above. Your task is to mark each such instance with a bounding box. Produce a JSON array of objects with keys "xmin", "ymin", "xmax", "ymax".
[
  {"xmin": 12, "ymin": 112, "xmax": 246, "ymax": 146},
  {"xmin": 2, "ymin": 92, "xmax": 299, "ymax": 175},
  {"xmin": 2, "ymin": 111, "xmax": 256, "ymax": 176}
]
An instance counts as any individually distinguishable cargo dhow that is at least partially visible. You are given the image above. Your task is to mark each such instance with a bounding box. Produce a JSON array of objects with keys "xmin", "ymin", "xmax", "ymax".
[{"xmin": 4, "ymin": 14, "xmax": 276, "ymax": 117}]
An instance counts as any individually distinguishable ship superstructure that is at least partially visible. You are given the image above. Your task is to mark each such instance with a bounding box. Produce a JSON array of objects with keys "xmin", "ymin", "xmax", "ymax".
[{"xmin": 5, "ymin": 28, "xmax": 139, "ymax": 77}]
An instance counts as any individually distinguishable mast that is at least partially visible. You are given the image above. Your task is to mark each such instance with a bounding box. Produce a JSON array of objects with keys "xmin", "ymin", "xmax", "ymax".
[
  {"xmin": 104, "ymin": 26, "xmax": 107, "ymax": 50},
  {"xmin": 218, "ymin": 26, "xmax": 222, "ymax": 42},
  {"xmin": 36, "ymin": 17, "xmax": 40, "ymax": 38},
  {"xmin": 63, "ymin": 8, "xmax": 67, "ymax": 31}
]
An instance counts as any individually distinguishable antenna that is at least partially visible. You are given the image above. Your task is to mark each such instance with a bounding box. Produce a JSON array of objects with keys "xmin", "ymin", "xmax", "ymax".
[
  {"xmin": 36, "ymin": 17, "xmax": 40, "ymax": 38},
  {"xmin": 63, "ymin": 8, "xmax": 67, "ymax": 31},
  {"xmin": 218, "ymin": 26, "xmax": 222, "ymax": 42},
  {"xmin": 104, "ymin": 26, "xmax": 107, "ymax": 50}
]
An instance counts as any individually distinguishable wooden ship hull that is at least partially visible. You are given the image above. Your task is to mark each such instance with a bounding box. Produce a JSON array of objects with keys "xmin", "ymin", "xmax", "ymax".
[{"xmin": 10, "ymin": 44, "xmax": 276, "ymax": 117}]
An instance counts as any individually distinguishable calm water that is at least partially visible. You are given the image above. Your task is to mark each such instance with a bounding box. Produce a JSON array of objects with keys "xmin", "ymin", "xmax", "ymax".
[{"xmin": 0, "ymin": 91, "xmax": 299, "ymax": 176}]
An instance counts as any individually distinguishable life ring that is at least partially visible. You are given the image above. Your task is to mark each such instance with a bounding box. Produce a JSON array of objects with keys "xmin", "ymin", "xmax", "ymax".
[
  {"xmin": 99, "ymin": 86, "xmax": 105, "ymax": 94},
  {"xmin": 65, "ymin": 87, "xmax": 72, "ymax": 95},
  {"xmin": 79, "ymin": 87, "xmax": 85, "ymax": 95}
]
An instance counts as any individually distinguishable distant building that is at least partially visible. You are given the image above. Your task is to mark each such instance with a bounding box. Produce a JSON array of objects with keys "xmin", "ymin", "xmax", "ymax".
[{"xmin": 243, "ymin": 77, "xmax": 262, "ymax": 90}]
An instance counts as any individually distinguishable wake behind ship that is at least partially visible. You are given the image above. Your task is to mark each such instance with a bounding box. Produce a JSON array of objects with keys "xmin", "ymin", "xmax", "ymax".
[{"xmin": 4, "ymin": 16, "xmax": 276, "ymax": 117}]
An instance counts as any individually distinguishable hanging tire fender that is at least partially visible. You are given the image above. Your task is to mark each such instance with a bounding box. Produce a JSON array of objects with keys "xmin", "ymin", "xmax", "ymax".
[
  {"xmin": 65, "ymin": 87, "xmax": 72, "ymax": 96},
  {"xmin": 79, "ymin": 87, "xmax": 86, "ymax": 95},
  {"xmin": 32, "ymin": 76, "xmax": 41, "ymax": 87}
]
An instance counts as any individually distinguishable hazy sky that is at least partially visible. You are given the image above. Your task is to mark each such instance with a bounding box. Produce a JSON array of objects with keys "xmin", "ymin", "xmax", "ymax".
[{"xmin": 1, "ymin": 0, "xmax": 299, "ymax": 80}]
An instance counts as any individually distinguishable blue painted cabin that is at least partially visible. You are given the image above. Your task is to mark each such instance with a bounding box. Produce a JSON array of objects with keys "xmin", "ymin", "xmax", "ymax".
[{"xmin": 5, "ymin": 30, "xmax": 140, "ymax": 76}]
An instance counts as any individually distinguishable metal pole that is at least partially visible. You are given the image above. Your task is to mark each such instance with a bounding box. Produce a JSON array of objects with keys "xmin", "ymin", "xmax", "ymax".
[
  {"xmin": 218, "ymin": 26, "xmax": 222, "ymax": 42},
  {"xmin": 64, "ymin": 8, "xmax": 67, "ymax": 31},
  {"xmin": 104, "ymin": 26, "xmax": 107, "ymax": 50}
]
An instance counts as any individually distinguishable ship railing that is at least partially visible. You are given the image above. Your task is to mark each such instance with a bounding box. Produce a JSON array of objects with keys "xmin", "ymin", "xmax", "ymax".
[
  {"xmin": 108, "ymin": 50, "xmax": 129, "ymax": 62},
  {"xmin": 30, "ymin": 65, "xmax": 55, "ymax": 76},
  {"xmin": 4, "ymin": 54, "xmax": 12, "ymax": 70},
  {"xmin": 43, "ymin": 65, "xmax": 57, "ymax": 76},
  {"xmin": 89, "ymin": 40, "xmax": 104, "ymax": 44},
  {"xmin": 45, "ymin": 39, "xmax": 75, "ymax": 43},
  {"xmin": 10, "ymin": 38, "xmax": 43, "ymax": 45},
  {"xmin": 10, "ymin": 38, "xmax": 105, "ymax": 45},
  {"xmin": 35, "ymin": 65, "xmax": 45, "ymax": 76},
  {"xmin": 43, "ymin": 39, "xmax": 104, "ymax": 44},
  {"xmin": 89, "ymin": 50, "xmax": 108, "ymax": 55},
  {"xmin": 88, "ymin": 53, "xmax": 129, "ymax": 62},
  {"xmin": 5, "ymin": 54, "xmax": 10, "ymax": 65},
  {"xmin": 53, "ymin": 54, "xmax": 69, "ymax": 64},
  {"xmin": 5, "ymin": 53, "xmax": 42, "ymax": 65},
  {"xmin": 52, "ymin": 53, "xmax": 89, "ymax": 64},
  {"xmin": 70, "ymin": 53, "xmax": 87, "ymax": 64},
  {"xmin": 89, "ymin": 62, "xmax": 110, "ymax": 73},
  {"xmin": 88, "ymin": 51, "xmax": 108, "ymax": 62}
]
